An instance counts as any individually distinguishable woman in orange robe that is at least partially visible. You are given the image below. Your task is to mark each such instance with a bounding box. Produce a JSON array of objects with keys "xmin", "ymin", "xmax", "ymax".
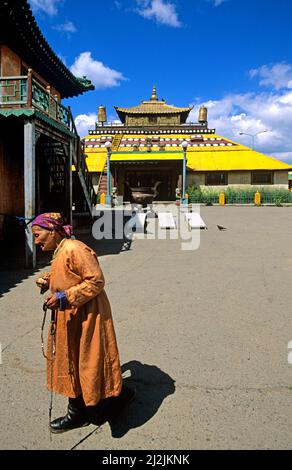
[{"xmin": 32, "ymin": 213, "xmax": 129, "ymax": 433}]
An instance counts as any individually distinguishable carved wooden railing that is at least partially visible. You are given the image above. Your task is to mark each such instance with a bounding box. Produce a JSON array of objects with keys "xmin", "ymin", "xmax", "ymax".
[
  {"xmin": 0, "ymin": 70, "xmax": 97, "ymax": 213},
  {"xmin": 0, "ymin": 75, "xmax": 27, "ymax": 105},
  {"xmin": 0, "ymin": 69, "xmax": 72, "ymax": 130}
]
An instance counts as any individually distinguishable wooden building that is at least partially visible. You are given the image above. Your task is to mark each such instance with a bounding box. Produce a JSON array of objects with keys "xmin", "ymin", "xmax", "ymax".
[
  {"xmin": 83, "ymin": 87, "xmax": 292, "ymax": 201},
  {"xmin": 0, "ymin": 0, "xmax": 95, "ymax": 266}
]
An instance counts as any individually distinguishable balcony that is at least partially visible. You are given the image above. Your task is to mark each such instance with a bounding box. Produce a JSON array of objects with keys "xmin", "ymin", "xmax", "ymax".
[{"xmin": 0, "ymin": 71, "xmax": 74, "ymax": 131}]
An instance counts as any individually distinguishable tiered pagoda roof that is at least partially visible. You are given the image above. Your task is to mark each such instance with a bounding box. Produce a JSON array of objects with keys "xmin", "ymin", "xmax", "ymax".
[{"xmin": 115, "ymin": 86, "xmax": 193, "ymax": 124}]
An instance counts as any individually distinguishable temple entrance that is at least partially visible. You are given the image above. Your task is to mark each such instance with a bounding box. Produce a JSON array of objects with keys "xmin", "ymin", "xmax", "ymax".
[
  {"xmin": 112, "ymin": 161, "xmax": 182, "ymax": 202},
  {"xmin": 125, "ymin": 169, "xmax": 176, "ymax": 200}
]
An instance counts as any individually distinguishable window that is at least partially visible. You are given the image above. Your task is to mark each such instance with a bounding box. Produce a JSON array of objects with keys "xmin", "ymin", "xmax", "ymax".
[
  {"xmin": 205, "ymin": 172, "xmax": 228, "ymax": 186},
  {"xmin": 148, "ymin": 116, "xmax": 157, "ymax": 124},
  {"xmin": 251, "ymin": 171, "xmax": 273, "ymax": 185}
]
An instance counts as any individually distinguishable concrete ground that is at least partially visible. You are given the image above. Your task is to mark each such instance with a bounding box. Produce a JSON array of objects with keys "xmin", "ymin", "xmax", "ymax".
[{"xmin": 0, "ymin": 205, "xmax": 292, "ymax": 450}]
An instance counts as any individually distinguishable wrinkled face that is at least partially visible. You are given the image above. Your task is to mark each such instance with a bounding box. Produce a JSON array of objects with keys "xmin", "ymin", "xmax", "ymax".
[{"xmin": 32, "ymin": 226, "xmax": 58, "ymax": 251}]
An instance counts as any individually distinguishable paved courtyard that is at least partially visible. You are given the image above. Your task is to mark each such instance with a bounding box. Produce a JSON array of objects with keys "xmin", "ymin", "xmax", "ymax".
[{"xmin": 1, "ymin": 206, "xmax": 292, "ymax": 450}]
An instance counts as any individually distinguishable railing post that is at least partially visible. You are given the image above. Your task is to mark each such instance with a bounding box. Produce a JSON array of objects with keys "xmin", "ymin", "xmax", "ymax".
[
  {"xmin": 219, "ymin": 192, "xmax": 225, "ymax": 205},
  {"xmin": 254, "ymin": 191, "xmax": 261, "ymax": 206},
  {"xmin": 54, "ymin": 94, "xmax": 58, "ymax": 121},
  {"xmin": 76, "ymin": 136, "xmax": 80, "ymax": 171},
  {"xmin": 68, "ymin": 105, "xmax": 72, "ymax": 132},
  {"xmin": 27, "ymin": 68, "xmax": 33, "ymax": 107},
  {"xmin": 46, "ymin": 85, "xmax": 50, "ymax": 116}
]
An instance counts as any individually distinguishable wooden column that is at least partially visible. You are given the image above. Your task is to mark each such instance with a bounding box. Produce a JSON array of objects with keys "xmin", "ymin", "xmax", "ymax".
[
  {"xmin": 178, "ymin": 174, "xmax": 182, "ymax": 193},
  {"xmin": 66, "ymin": 140, "xmax": 73, "ymax": 226},
  {"xmin": 24, "ymin": 120, "xmax": 36, "ymax": 267}
]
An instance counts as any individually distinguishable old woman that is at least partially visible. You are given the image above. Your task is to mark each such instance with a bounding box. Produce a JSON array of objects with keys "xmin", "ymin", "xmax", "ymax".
[{"xmin": 32, "ymin": 213, "xmax": 131, "ymax": 433}]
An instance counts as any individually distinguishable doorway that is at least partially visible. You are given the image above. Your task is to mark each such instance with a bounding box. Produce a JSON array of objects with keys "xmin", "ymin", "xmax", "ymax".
[{"xmin": 125, "ymin": 169, "xmax": 176, "ymax": 200}]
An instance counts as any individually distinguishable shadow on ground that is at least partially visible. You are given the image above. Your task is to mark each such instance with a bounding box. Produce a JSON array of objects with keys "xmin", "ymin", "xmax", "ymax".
[
  {"xmin": 108, "ymin": 360, "xmax": 176, "ymax": 438},
  {"xmin": 77, "ymin": 229, "xmax": 133, "ymax": 257},
  {"xmin": 0, "ymin": 269, "xmax": 34, "ymax": 298},
  {"xmin": 0, "ymin": 245, "xmax": 52, "ymax": 297},
  {"xmin": 71, "ymin": 361, "xmax": 175, "ymax": 449},
  {"xmin": 76, "ymin": 214, "xmax": 133, "ymax": 257},
  {"xmin": 0, "ymin": 223, "xmax": 132, "ymax": 297}
]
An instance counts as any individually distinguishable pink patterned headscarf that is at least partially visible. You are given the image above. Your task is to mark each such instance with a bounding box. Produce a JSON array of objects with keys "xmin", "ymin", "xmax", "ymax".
[{"xmin": 32, "ymin": 213, "xmax": 73, "ymax": 238}]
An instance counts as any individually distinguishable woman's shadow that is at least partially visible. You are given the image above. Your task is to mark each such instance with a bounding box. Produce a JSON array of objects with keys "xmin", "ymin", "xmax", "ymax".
[{"xmin": 91, "ymin": 360, "xmax": 176, "ymax": 438}]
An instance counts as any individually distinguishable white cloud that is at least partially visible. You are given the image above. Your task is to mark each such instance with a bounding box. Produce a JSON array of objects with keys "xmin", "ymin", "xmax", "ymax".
[
  {"xmin": 108, "ymin": 115, "xmax": 122, "ymax": 125},
  {"xmin": 75, "ymin": 113, "xmax": 97, "ymax": 137},
  {"xmin": 188, "ymin": 90, "xmax": 292, "ymax": 163},
  {"xmin": 75, "ymin": 113, "xmax": 122, "ymax": 137},
  {"xmin": 137, "ymin": 0, "xmax": 181, "ymax": 27},
  {"xmin": 187, "ymin": 63, "xmax": 292, "ymax": 163},
  {"xmin": 70, "ymin": 52, "xmax": 126, "ymax": 89},
  {"xmin": 29, "ymin": 0, "xmax": 64, "ymax": 16},
  {"xmin": 55, "ymin": 21, "xmax": 77, "ymax": 33},
  {"xmin": 212, "ymin": 0, "xmax": 227, "ymax": 5},
  {"xmin": 249, "ymin": 63, "xmax": 292, "ymax": 90},
  {"xmin": 206, "ymin": 0, "xmax": 228, "ymax": 6}
]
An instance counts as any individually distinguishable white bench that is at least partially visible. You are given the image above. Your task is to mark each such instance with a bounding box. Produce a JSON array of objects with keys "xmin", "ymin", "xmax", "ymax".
[
  {"xmin": 185, "ymin": 212, "xmax": 207, "ymax": 229},
  {"xmin": 129, "ymin": 212, "xmax": 147, "ymax": 233},
  {"xmin": 158, "ymin": 212, "xmax": 176, "ymax": 229}
]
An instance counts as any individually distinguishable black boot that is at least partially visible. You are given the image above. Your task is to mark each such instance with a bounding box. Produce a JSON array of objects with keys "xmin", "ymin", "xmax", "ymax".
[
  {"xmin": 117, "ymin": 383, "xmax": 136, "ymax": 404},
  {"xmin": 86, "ymin": 384, "xmax": 136, "ymax": 425},
  {"xmin": 50, "ymin": 395, "xmax": 89, "ymax": 434}
]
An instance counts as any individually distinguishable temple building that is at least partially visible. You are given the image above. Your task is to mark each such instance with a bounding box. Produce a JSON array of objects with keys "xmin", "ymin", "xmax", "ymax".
[
  {"xmin": 83, "ymin": 86, "xmax": 292, "ymax": 201},
  {"xmin": 0, "ymin": 0, "xmax": 95, "ymax": 266}
]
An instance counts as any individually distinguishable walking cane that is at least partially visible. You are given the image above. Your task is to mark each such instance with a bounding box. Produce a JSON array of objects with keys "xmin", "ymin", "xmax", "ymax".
[{"xmin": 41, "ymin": 303, "xmax": 57, "ymax": 441}]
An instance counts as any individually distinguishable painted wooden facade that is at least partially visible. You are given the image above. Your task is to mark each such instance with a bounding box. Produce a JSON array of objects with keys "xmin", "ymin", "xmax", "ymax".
[{"xmin": 0, "ymin": 0, "xmax": 95, "ymax": 267}]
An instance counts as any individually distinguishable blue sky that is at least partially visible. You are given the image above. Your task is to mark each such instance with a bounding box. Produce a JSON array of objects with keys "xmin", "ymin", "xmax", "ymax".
[{"xmin": 30, "ymin": 0, "xmax": 292, "ymax": 162}]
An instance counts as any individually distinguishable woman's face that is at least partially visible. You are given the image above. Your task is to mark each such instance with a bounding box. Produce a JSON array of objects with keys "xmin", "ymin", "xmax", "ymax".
[{"xmin": 32, "ymin": 226, "xmax": 58, "ymax": 251}]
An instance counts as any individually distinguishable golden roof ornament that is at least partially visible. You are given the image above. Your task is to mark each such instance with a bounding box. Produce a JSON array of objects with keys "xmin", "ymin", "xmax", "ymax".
[
  {"xmin": 199, "ymin": 105, "xmax": 208, "ymax": 123},
  {"xmin": 150, "ymin": 85, "xmax": 158, "ymax": 102},
  {"xmin": 98, "ymin": 105, "xmax": 107, "ymax": 125}
]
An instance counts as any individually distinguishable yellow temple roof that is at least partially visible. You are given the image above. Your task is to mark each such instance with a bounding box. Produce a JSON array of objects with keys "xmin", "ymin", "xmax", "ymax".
[
  {"xmin": 83, "ymin": 132, "xmax": 292, "ymax": 172},
  {"xmin": 186, "ymin": 149, "xmax": 292, "ymax": 171}
]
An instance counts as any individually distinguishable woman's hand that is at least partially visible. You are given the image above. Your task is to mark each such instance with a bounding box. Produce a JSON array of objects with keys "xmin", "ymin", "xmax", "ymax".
[
  {"xmin": 45, "ymin": 294, "xmax": 59, "ymax": 310},
  {"xmin": 36, "ymin": 277, "xmax": 49, "ymax": 293}
]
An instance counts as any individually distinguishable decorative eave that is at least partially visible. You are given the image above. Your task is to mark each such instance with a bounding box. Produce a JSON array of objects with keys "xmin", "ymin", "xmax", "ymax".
[
  {"xmin": 0, "ymin": 108, "xmax": 75, "ymax": 136},
  {"xmin": 0, "ymin": 0, "xmax": 94, "ymax": 98},
  {"xmin": 115, "ymin": 103, "xmax": 193, "ymax": 119}
]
